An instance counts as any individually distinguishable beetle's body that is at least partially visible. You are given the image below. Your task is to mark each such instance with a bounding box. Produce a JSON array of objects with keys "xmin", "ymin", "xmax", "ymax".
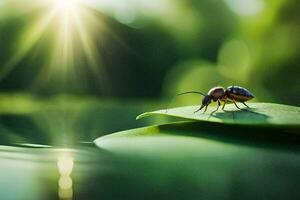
[
  {"xmin": 178, "ymin": 85, "xmax": 254, "ymax": 113},
  {"xmin": 207, "ymin": 86, "xmax": 225, "ymax": 101},
  {"xmin": 226, "ymin": 86, "xmax": 253, "ymax": 102}
]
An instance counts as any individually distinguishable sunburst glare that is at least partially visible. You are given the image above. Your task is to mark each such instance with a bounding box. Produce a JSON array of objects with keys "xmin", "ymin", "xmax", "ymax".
[
  {"xmin": 0, "ymin": 0, "xmax": 106, "ymax": 89},
  {"xmin": 55, "ymin": 0, "xmax": 80, "ymax": 11}
]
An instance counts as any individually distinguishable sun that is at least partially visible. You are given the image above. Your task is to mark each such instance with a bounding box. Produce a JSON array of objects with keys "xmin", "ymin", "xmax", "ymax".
[
  {"xmin": 54, "ymin": 0, "xmax": 81, "ymax": 13},
  {"xmin": 0, "ymin": 0, "xmax": 106, "ymax": 87}
]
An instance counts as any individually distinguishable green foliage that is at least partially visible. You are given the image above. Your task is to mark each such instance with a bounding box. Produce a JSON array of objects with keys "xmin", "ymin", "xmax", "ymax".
[
  {"xmin": 137, "ymin": 103, "xmax": 300, "ymax": 127},
  {"xmin": 94, "ymin": 108, "xmax": 300, "ymax": 199}
]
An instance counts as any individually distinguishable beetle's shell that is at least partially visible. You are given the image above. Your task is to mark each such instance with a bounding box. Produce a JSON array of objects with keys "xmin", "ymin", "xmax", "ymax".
[
  {"xmin": 226, "ymin": 86, "xmax": 254, "ymax": 102},
  {"xmin": 208, "ymin": 86, "xmax": 225, "ymax": 101}
]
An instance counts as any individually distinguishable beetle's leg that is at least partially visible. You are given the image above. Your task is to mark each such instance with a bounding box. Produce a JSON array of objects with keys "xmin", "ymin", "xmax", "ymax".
[
  {"xmin": 222, "ymin": 99, "xmax": 227, "ymax": 110},
  {"xmin": 194, "ymin": 105, "xmax": 204, "ymax": 113},
  {"xmin": 242, "ymin": 102, "xmax": 250, "ymax": 108},
  {"xmin": 211, "ymin": 100, "xmax": 220, "ymax": 114},
  {"xmin": 204, "ymin": 105, "xmax": 208, "ymax": 113},
  {"xmin": 194, "ymin": 107, "xmax": 201, "ymax": 113},
  {"xmin": 232, "ymin": 99, "xmax": 242, "ymax": 110}
]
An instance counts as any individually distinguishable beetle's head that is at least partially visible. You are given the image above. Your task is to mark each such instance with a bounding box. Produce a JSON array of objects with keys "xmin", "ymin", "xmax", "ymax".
[{"xmin": 199, "ymin": 95, "xmax": 212, "ymax": 110}]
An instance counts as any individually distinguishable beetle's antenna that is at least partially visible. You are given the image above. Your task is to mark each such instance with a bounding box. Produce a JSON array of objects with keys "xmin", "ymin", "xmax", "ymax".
[
  {"xmin": 177, "ymin": 91, "xmax": 206, "ymax": 96},
  {"xmin": 164, "ymin": 91, "xmax": 206, "ymax": 113}
]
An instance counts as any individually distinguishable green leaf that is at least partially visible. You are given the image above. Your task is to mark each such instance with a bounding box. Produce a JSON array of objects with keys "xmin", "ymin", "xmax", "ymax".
[
  {"xmin": 94, "ymin": 122, "xmax": 300, "ymax": 156},
  {"xmin": 137, "ymin": 103, "xmax": 300, "ymax": 127},
  {"xmin": 94, "ymin": 122, "xmax": 300, "ymax": 199}
]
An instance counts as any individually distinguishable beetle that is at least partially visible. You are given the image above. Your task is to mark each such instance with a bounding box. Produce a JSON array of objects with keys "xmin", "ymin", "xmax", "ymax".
[{"xmin": 178, "ymin": 86, "xmax": 254, "ymax": 113}]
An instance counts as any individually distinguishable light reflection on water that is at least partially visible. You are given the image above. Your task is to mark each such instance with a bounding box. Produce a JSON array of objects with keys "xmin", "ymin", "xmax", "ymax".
[
  {"xmin": 0, "ymin": 137, "xmax": 300, "ymax": 200},
  {"xmin": 57, "ymin": 152, "xmax": 74, "ymax": 200},
  {"xmin": 0, "ymin": 144, "xmax": 111, "ymax": 200}
]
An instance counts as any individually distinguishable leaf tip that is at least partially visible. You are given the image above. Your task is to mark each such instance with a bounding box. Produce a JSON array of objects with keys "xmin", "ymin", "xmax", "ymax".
[{"xmin": 136, "ymin": 113, "xmax": 148, "ymax": 120}]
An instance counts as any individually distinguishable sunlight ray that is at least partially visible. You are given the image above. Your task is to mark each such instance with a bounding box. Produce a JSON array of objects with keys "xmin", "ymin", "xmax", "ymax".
[
  {"xmin": 73, "ymin": 10, "xmax": 102, "ymax": 77},
  {"xmin": 0, "ymin": 0, "xmax": 117, "ymax": 93},
  {"xmin": 0, "ymin": 7, "xmax": 58, "ymax": 80}
]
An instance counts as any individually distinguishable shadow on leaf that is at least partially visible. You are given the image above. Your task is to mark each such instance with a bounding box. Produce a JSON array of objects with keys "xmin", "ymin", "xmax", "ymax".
[
  {"xmin": 211, "ymin": 108, "xmax": 269, "ymax": 124},
  {"xmin": 158, "ymin": 121, "xmax": 300, "ymax": 152}
]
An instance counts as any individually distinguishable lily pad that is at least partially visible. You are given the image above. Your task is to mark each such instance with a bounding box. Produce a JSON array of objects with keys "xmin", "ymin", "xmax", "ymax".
[
  {"xmin": 137, "ymin": 103, "xmax": 300, "ymax": 127},
  {"xmin": 94, "ymin": 122, "xmax": 300, "ymax": 200},
  {"xmin": 94, "ymin": 122, "xmax": 300, "ymax": 154}
]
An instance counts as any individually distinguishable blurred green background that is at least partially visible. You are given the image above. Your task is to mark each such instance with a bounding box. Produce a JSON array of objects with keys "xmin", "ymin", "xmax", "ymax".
[
  {"xmin": 0, "ymin": 1, "xmax": 300, "ymax": 200},
  {"xmin": 0, "ymin": 0, "xmax": 299, "ymax": 143},
  {"xmin": 0, "ymin": 0, "xmax": 299, "ymax": 103}
]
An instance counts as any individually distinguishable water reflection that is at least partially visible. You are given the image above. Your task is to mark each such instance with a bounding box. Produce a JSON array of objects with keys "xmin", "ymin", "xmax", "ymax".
[
  {"xmin": 0, "ymin": 139, "xmax": 300, "ymax": 200},
  {"xmin": 57, "ymin": 152, "xmax": 74, "ymax": 200}
]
